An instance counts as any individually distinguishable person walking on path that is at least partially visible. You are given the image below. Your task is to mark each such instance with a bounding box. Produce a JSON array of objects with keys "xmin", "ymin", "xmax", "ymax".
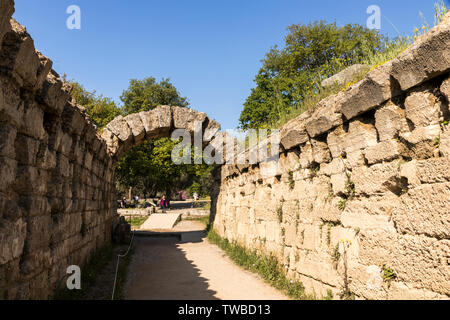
[{"xmin": 160, "ymin": 195, "xmax": 167, "ymax": 213}]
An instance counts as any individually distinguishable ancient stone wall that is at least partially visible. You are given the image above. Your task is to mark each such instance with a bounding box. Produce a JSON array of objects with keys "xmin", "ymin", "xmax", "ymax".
[
  {"xmin": 0, "ymin": 0, "xmax": 220, "ymax": 299},
  {"xmin": 211, "ymin": 14, "xmax": 450, "ymax": 299},
  {"xmin": 0, "ymin": 1, "xmax": 119, "ymax": 299}
]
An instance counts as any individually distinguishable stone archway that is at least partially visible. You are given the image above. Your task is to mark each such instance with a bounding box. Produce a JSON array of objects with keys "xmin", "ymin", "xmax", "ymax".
[{"xmin": 100, "ymin": 105, "xmax": 222, "ymax": 163}]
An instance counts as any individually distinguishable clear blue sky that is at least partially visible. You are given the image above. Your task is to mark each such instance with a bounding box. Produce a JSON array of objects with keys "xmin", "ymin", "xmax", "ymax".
[{"xmin": 13, "ymin": 0, "xmax": 447, "ymax": 129}]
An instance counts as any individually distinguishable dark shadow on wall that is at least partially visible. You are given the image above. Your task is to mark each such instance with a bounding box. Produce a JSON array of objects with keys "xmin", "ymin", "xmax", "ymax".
[{"xmin": 124, "ymin": 235, "xmax": 218, "ymax": 300}]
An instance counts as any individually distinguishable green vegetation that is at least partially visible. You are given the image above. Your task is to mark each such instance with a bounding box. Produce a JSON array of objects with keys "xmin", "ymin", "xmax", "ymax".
[
  {"xmin": 53, "ymin": 244, "xmax": 133, "ymax": 300},
  {"xmin": 337, "ymin": 199, "xmax": 347, "ymax": 211},
  {"xmin": 120, "ymin": 77, "xmax": 189, "ymax": 115},
  {"xmin": 183, "ymin": 215, "xmax": 211, "ymax": 228},
  {"xmin": 288, "ymin": 171, "xmax": 295, "ymax": 190},
  {"xmin": 65, "ymin": 79, "xmax": 121, "ymax": 129},
  {"xmin": 239, "ymin": 1, "xmax": 449, "ymax": 130},
  {"xmin": 277, "ymin": 205, "xmax": 283, "ymax": 223},
  {"xmin": 127, "ymin": 216, "xmax": 148, "ymax": 228},
  {"xmin": 207, "ymin": 229, "xmax": 313, "ymax": 300},
  {"xmin": 381, "ymin": 264, "xmax": 397, "ymax": 288},
  {"xmin": 65, "ymin": 76, "xmax": 213, "ymax": 200}
]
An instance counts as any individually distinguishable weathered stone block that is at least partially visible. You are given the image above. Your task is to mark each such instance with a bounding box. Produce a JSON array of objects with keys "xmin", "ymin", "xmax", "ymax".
[
  {"xmin": 352, "ymin": 161, "xmax": 401, "ymax": 196},
  {"xmin": 14, "ymin": 134, "xmax": 39, "ymax": 165},
  {"xmin": 391, "ymin": 14, "xmax": 450, "ymax": 91},
  {"xmin": 404, "ymin": 87, "xmax": 442, "ymax": 127},
  {"xmin": 0, "ymin": 19, "xmax": 40, "ymax": 88},
  {"xmin": 0, "ymin": 218, "xmax": 26, "ymax": 265},
  {"xmin": 341, "ymin": 61, "xmax": 400, "ymax": 120},
  {"xmin": 124, "ymin": 113, "xmax": 145, "ymax": 144},
  {"xmin": 139, "ymin": 105, "xmax": 172, "ymax": 138},
  {"xmin": 364, "ymin": 139, "xmax": 403, "ymax": 165},
  {"xmin": 0, "ymin": 121, "xmax": 16, "ymax": 158},
  {"xmin": 0, "ymin": 1, "xmax": 14, "ymax": 49},
  {"xmin": 0, "ymin": 156, "xmax": 16, "ymax": 192},
  {"xmin": 38, "ymin": 70, "xmax": 70, "ymax": 115},
  {"xmin": 393, "ymin": 182, "xmax": 450, "ymax": 239},
  {"xmin": 321, "ymin": 64, "xmax": 370, "ymax": 88},
  {"xmin": 375, "ymin": 101, "xmax": 409, "ymax": 142},
  {"xmin": 305, "ymin": 92, "xmax": 344, "ymax": 137},
  {"xmin": 280, "ymin": 114, "xmax": 309, "ymax": 150}
]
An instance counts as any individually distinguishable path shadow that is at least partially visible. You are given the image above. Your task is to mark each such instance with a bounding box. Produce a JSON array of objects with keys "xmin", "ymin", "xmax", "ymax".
[{"xmin": 125, "ymin": 233, "xmax": 218, "ymax": 300}]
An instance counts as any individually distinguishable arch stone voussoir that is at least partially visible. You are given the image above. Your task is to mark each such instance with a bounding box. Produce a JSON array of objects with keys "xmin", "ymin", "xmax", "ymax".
[{"xmin": 103, "ymin": 105, "xmax": 223, "ymax": 162}]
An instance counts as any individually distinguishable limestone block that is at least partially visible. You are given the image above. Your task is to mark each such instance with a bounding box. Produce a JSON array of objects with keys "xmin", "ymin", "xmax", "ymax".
[
  {"xmin": 345, "ymin": 150, "xmax": 366, "ymax": 169},
  {"xmin": 345, "ymin": 120, "xmax": 378, "ymax": 154},
  {"xmin": 202, "ymin": 119, "xmax": 220, "ymax": 143},
  {"xmin": 440, "ymin": 126, "xmax": 450, "ymax": 157},
  {"xmin": 299, "ymin": 142, "xmax": 314, "ymax": 168},
  {"xmin": 364, "ymin": 139, "xmax": 403, "ymax": 165},
  {"xmin": 124, "ymin": 113, "xmax": 146, "ymax": 144},
  {"xmin": 0, "ymin": 218, "xmax": 26, "ymax": 265},
  {"xmin": 61, "ymin": 102, "xmax": 86, "ymax": 136},
  {"xmin": 305, "ymin": 91, "xmax": 344, "ymax": 137},
  {"xmin": 331, "ymin": 172, "xmax": 348, "ymax": 196},
  {"xmin": 0, "ymin": 19, "xmax": 40, "ymax": 88},
  {"xmin": 278, "ymin": 151, "xmax": 300, "ymax": 173},
  {"xmin": 404, "ymin": 87, "xmax": 442, "ymax": 127},
  {"xmin": 441, "ymin": 77, "xmax": 450, "ymax": 102},
  {"xmin": 341, "ymin": 60, "xmax": 400, "ymax": 120},
  {"xmin": 14, "ymin": 134, "xmax": 39, "ymax": 165},
  {"xmin": 400, "ymin": 124, "xmax": 441, "ymax": 159},
  {"xmin": 25, "ymin": 215, "xmax": 52, "ymax": 251},
  {"xmin": 173, "ymin": 106, "xmax": 207, "ymax": 133},
  {"xmin": 327, "ymin": 121, "xmax": 378, "ymax": 159},
  {"xmin": 100, "ymin": 127, "xmax": 120, "ymax": 157},
  {"xmin": 0, "ymin": 74, "xmax": 23, "ymax": 127},
  {"xmin": 321, "ymin": 157, "xmax": 346, "ymax": 176},
  {"xmin": 106, "ymin": 115, "xmax": 132, "ymax": 142},
  {"xmin": 38, "ymin": 70, "xmax": 70, "ymax": 115},
  {"xmin": 35, "ymin": 51, "xmax": 53, "ymax": 91},
  {"xmin": 139, "ymin": 105, "xmax": 172, "ymax": 138},
  {"xmin": 391, "ymin": 14, "xmax": 450, "ymax": 91},
  {"xmin": 311, "ymin": 138, "xmax": 331, "ymax": 164},
  {"xmin": 352, "ymin": 161, "xmax": 401, "ymax": 196},
  {"xmin": 375, "ymin": 101, "xmax": 409, "ymax": 142},
  {"xmin": 393, "ymin": 182, "xmax": 450, "ymax": 239},
  {"xmin": 390, "ymin": 235, "xmax": 450, "ymax": 296},
  {"xmin": 321, "ymin": 64, "xmax": 370, "ymax": 88},
  {"xmin": 279, "ymin": 115, "xmax": 309, "ymax": 150},
  {"xmin": 0, "ymin": 156, "xmax": 16, "ymax": 192},
  {"xmin": 0, "ymin": 0, "xmax": 14, "ymax": 48},
  {"xmin": 341, "ymin": 211, "xmax": 396, "ymax": 232},
  {"xmin": 22, "ymin": 103, "xmax": 46, "ymax": 140},
  {"xmin": 0, "ymin": 121, "xmax": 16, "ymax": 159}
]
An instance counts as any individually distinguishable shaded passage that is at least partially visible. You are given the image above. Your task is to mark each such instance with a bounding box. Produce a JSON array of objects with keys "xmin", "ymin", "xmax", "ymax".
[{"xmin": 124, "ymin": 221, "xmax": 288, "ymax": 300}]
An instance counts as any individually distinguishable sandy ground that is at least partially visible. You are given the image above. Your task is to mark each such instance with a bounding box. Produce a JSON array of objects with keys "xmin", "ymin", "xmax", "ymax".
[{"xmin": 124, "ymin": 220, "xmax": 288, "ymax": 300}]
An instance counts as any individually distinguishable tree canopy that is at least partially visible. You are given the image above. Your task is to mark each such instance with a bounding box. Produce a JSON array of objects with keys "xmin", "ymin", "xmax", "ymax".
[
  {"xmin": 120, "ymin": 77, "xmax": 189, "ymax": 115},
  {"xmin": 116, "ymin": 77, "xmax": 212, "ymax": 198},
  {"xmin": 239, "ymin": 21, "xmax": 385, "ymax": 129},
  {"xmin": 66, "ymin": 80, "xmax": 122, "ymax": 129},
  {"xmin": 65, "ymin": 76, "xmax": 212, "ymax": 199}
]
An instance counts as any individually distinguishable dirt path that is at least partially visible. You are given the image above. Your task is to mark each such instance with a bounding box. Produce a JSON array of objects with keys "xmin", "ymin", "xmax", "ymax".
[{"xmin": 124, "ymin": 220, "xmax": 288, "ymax": 300}]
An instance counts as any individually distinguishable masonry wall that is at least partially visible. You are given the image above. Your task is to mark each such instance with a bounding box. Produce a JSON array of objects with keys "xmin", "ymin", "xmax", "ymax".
[
  {"xmin": 0, "ymin": 2, "xmax": 118, "ymax": 299},
  {"xmin": 212, "ymin": 14, "xmax": 450, "ymax": 299}
]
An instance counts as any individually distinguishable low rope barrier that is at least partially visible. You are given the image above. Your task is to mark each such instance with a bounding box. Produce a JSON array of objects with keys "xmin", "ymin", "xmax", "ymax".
[{"xmin": 111, "ymin": 230, "xmax": 135, "ymax": 300}]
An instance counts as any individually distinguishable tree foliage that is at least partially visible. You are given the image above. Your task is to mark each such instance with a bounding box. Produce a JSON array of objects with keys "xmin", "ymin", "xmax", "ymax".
[
  {"xmin": 66, "ymin": 80, "xmax": 122, "ymax": 129},
  {"xmin": 239, "ymin": 21, "xmax": 386, "ymax": 129},
  {"xmin": 120, "ymin": 77, "xmax": 189, "ymax": 115},
  {"xmin": 116, "ymin": 77, "xmax": 212, "ymax": 198}
]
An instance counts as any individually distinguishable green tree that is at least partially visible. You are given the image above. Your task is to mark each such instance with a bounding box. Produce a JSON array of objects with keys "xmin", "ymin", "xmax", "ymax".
[
  {"xmin": 120, "ymin": 77, "xmax": 189, "ymax": 115},
  {"xmin": 239, "ymin": 21, "xmax": 385, "ymax": 129},
  {"xmin": 66, "ymin": 80, "xmax": 122, "ymax": 129},
  {"xmin": 116, "ymin": 77, "xmax": 212, "ymax": 198}
]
